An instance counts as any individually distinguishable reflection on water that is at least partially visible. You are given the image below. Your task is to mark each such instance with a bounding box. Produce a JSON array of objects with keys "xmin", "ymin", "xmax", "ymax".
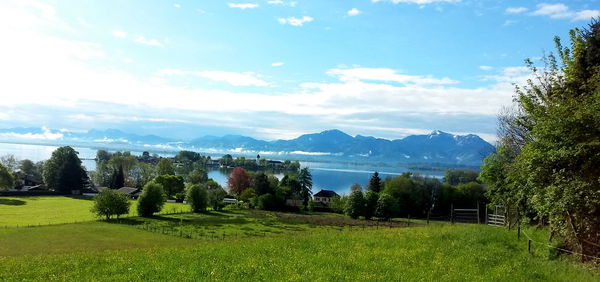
[{"xmin": 0, "ymin": 142, "xmax": 445, "ymax": 196}]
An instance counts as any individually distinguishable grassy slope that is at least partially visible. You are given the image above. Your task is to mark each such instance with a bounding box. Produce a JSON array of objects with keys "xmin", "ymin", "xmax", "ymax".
[
  {"xmin": 0, "ymin": 216, "xmax": 597, "ymax": 280},
  {"xmin": 0, "ymin": 196, "xmax": 185, "ymax": 226}
]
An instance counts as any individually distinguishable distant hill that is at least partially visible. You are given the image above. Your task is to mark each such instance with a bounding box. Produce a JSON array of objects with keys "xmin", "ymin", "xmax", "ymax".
[{"xmin": 0, "ymin": 127, "xmax": 494, "ymax": 166}]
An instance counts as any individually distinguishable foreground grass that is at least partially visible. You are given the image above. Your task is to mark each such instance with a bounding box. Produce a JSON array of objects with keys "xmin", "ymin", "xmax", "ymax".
[
  {"xmin": 0, "ymin": 196, "xmax": 185, "ymax": 227},
  {"xmin": 0, "ymin": 217, "xmax": 597, "ymax": 280}
]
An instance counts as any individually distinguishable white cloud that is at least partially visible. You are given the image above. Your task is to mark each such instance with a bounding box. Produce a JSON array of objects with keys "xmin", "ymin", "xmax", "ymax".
[
  {"xmin": 173, "ymin": 3, "xmax": 181, "ymax": 8},
  {"xmin": 372, "ymin": 0, "xmax": 461, "ymax": 5},
  {"xmin": 505, "ymin": 7, "xmax": 527, "ymax": 14},
  {"xmin": 479, "ymin": 65, "xmax": 493, "ymax": 71},
  {"xmin": 134, "ymin": 36, "xmax": 164, "ymax": 47},
  {"xmin": 111, "ymin": 30, "xmax": 127, "ymax": 38},
  {"xmin": 531, "ymin": 3, "xmax": 600, "ymax": 21},
  {"xmin": 159, "ymin": 69, "xmax": 269, "ymax": 86},
  {"xmin": 278, "ymin": 16, "xmax": 314, "ymax": 26},
  {"xmin": 267, "ymin": 0, "xmax": 297, "ymax": 7},
  {"xmin": 271, "ymin": 62, "xmax": 284, "ymax": 67},
  {"xmin": 347, "ymin": 8, "xmax": 361, "ymax": 16},
  {"xmin": 327, "ymin": 67, "xmax": 458, "ymax": 85},
  {"xmin": 228, "ymin": 3, "xmax": 259, "ymax": 9},
  {"xmin": 0, "ymin": 127, "xmax": 63, "ymax": 140}
]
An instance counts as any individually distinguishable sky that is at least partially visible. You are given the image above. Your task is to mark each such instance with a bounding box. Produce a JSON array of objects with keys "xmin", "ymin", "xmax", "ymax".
[{"xmin": 0, "ymin": 0, "xmax": 598, "ymax": 143}]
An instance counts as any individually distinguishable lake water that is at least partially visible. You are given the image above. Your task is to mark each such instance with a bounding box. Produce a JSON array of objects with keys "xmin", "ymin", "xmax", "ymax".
[{"xmin": 0, "ymin": 142, "xmax": 444, "ymax": 196}]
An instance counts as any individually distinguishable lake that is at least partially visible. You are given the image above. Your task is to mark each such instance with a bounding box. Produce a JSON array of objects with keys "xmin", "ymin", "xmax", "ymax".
[{"xmin": 0, "ymin": 142, "xmax": 444, "ymax": 196}]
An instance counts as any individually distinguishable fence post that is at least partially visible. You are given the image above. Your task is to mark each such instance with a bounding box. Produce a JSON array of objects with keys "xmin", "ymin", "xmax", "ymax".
[
  {"xmin": 528, "ymin": 239, "xmax": 531, "ymax": 253},
  {"xmin": 485, "ymin": 205, "xmax": 488, "ymax": 225},
  {"xmin": 426, "ymin": 209, "xmax": 430, "ymax": 225},
  {"xmin": 477, "ymin": 201, "xmax": 480, "ymax": 224},
  {"xmin": 450, "ymin": 204, "xmax": 454, "ymax": 224}
]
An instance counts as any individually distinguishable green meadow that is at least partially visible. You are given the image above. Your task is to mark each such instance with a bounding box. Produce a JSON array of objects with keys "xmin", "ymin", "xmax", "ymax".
[
  {"xmin": 0, "ymin": 196, "xmax": 185, "ymax": 227},
  {"xmin": 0, "ymin": 196, "xmax": 597, "ymax": 281}
]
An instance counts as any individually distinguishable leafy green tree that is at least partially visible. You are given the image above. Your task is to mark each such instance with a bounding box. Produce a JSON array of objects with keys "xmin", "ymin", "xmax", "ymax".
[
  {"xmin": 130, "ymin": 162, "xmax": 156, "ymax": 189},
  {"xmin": 298, "ymin": 168, "xmax": 313, "ymax": 208},
  {"xmin": 368, "ymin": 171, "xmax": 382, "ymax": 192},
  {"xmin": 364, "ymin": 190, "xmax": 379, "ymax": 220},
  {"xmin": 96, "ymin": 150, "xmax": 112, "ymax": 164},
  {"xmin": 219, "ymin": 154, "xmax": 234, "ymax": 167},
  {"xmin": 253, "ymin": 172, "xmax": 271, "ymax": 195},
  {"xmin": 91, "ymin": 189, "xmax": 130, "ymax": 220},
  {"xmin": 186, "ymin": 184, "xmax": 208, "ymax": 213},
  {"xmin": 345, "ymin": 190, "xmax": 365, "ymax": 219},
  {"xmin": 257, "ymin": 193, "xmax": 277, "ymax": 210},
  {"xmin": 375, "ymin": 193, "xmax": 398, "ymax": 220},
  {"xmin": 137, "ymin": 181, "xmax": 166, "ymax": 217},
  {"xmin": 0, "ymin": 163, "xmax": 14, "ymax": 191},
  {"xmin": 154, "ymin": 175, "xmax": 185, "ymax": 198},
  {"xmin": 18, "ymin": 159, "xmax": 35, "ymax": 177},
  {"xmin": 187, "ymin": 168, "xmax": 208, "ymax": 184},
  {"xmin": 109, "ymin": 166, "xmax": 125, "ymax": 189},
  {"xmin": 156, "ymin": 158, "xmax": 175, "ymax": 175},
  {"xmin": 330, "ymin": 195, "xmax": 347, "ymax": 214},
  {"xmin": 239, "ymin": 188, "xmax": 256, "ymax": 203},
  {"xmin": 0, "ymin": 154, "xmax": 18, "ymax": 172},
  {"xmin": 480, "ymin": 20, "xmax": 600, "ymax": 258},
  {"xmin": 208, "ymin": 187, "xmax": 228, "ymax": 211},
  {"xmin": 43, "ymin": 147, "xmax": 88, "ymax": 193}
]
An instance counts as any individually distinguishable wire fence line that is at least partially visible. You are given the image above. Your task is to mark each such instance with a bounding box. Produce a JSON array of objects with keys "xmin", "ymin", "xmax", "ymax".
[{"xmin": 521, "ymin": 230, "xmax": 600, "ymax": 261}]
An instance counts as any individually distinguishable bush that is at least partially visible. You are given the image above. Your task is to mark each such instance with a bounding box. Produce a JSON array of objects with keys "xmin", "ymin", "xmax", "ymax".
[
  {"xmin": 364, "ymin": 191, "xmax": 379, "ymax": 220},
  {"xmin": 330, "ymin": 195, "xmax": 347, "ymax": 214},
  {"xmin": 375, "ymin": 193, "xmax": 398, "ymax": 220},
  {"xmin": 91, "ymin": 189, "xmax": 130, "ymax": 220},
  {"xmin": 137, "ymin": 182, "xmax": 166, "ymax": 217},
  {"xmin": 345, "ymin": 190, "xmax": 365, "ymax": 219},
  {"xmin": 307, "ymin": 200, "xmax": 315, "ymax": 212},
  {"xmin": 257, "ymin": 193, "xmax": 277, "ymax": 210},
  {"xmin": 186, "ymin": 184, "xmax": 208, "ymax": 213}
]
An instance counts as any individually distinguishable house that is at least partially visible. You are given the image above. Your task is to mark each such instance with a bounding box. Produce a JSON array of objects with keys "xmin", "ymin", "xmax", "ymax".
[
  {"xmin": 117, "ymin": 187, "xmax": 141, "ymax": 199},
  {"xmin": 313, "ymin": 190, "xmax": 339, "ymax": 207},
  {"xmin": 267, "ymin": 160, "xmax": 283, "ymax": 168}
]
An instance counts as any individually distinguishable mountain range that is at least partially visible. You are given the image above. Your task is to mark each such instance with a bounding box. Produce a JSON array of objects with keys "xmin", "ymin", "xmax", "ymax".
[{"xmin": 0, "ymin": 127, "xmax": 495, "ymax": 166}]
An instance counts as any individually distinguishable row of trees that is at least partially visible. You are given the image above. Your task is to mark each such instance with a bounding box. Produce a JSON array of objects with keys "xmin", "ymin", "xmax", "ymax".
[
  {"xmin": 227, "ymin": 167, "xmax": 312, "ymax": 211},
  {"xmin": 480, "ymin": 20, "xmax": 600, "ymax": 259},
  {"xmin": 335, "ymin": 171, "xmax": 486, "ymax": 220}
]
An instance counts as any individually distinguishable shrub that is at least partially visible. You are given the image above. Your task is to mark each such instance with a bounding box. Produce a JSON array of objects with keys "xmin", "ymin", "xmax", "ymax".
[
  {"xmin": 345, "ymin": 190, "xmax": 365, "ymax": 219},
  {"xmin": 91, "ymin": 189, "xmax": 130, "ymax": 220},
  {"xmin": 375, "ymin": 193, "xmax": 398, "ymax": 220},
  {"xmin": 186, "ymin": 184, "xmax": 208, "ymax": 213},
  {"xmin": 330, "ymin": 195, "xmax": 347, "ymax": 214},
  {"xmin": 364, "ymin": 191, "xmax": 379, "ymax": 220},
  {"xmin": 137, "ymin": 182, "xmax": 166, "ymax": 217},
  {"xmin": 257, "ymin": 193, "xmax": 277, "ymax": 210},
  {"xmin": 307, "ymin": 200, "xmax": 315, "ymax": 212}
]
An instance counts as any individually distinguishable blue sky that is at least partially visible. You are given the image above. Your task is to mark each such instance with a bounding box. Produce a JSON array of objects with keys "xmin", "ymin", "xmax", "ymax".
[{"xmin": 0, "ymin": 0, "xmax": 598, "ymax": 142}]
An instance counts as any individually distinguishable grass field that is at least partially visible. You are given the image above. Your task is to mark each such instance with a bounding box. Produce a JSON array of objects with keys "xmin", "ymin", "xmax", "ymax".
[
  {"xmin": 0, "ymin": 196, "xmax": 598, "ymax": 281},
  {"xmin": 0, "ymin": 196, "xmax": 186, "ymax": 227}
]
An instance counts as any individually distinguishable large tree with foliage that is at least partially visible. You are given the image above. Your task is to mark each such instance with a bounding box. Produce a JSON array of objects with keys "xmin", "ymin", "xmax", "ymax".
[
  {"xmin": 156, "ymin": 158, "xmax": 175, "ymax": 176},
  {"xmin": 345, "ymin": 190, "xmax": 365, "ymax": 219},
  {"xmin": 43, "ymin": 146, "xmax": 88, "ymax": 193},
  {"xmin": 137, "ymin": 181, "xmax": 166, "ymax": 217},
  {"xmin": 154, "ymin": 174, "xmax": 185, "ymax": 199},
  {"xmin": 368, "ymin": 171, "xmax": 382, "ymax": 192},
  {"xmin": 91, "ymin": 189, "xmax": 130, "ymax": 220},
  {"xmin": 186, "ymin": 183, "xmax": 208, "ymax": 213},
  {"xmin": 0, "ymin": 163, "xmax": 14, "ymax": 191},
  {"xmin": 227, "ymin": 167, "xmax": 251, "ymax": 196},
  {"xmin": 298, "ymin": 168, "xmax": 313, "ymax": 208},
  {"xmin": 480, "ymin": 20, "xmax": 600, "ymax": 259}
]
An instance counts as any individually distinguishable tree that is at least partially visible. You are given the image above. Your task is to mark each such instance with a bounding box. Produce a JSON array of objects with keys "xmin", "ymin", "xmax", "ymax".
[
  {"xmin": 91, "ymin": 189, "xmax": 130, "ymax": 220},
  {"xmin": 298, "ymin": 167, "xmax": 313, "ymax": 208},
  {"xmin": 43, "ymin": 147, "xmax": 88, "ymax": 193},
  {"xmin": 219, "ymin": 154, "xmax": 234, "ymax": 167},
  {"xmin": 480, "ymin": 20, "xmax": 600, "ymax": 259},
  {"xmin": 208, "ymin": 187, "xmax": 228, "ymax": 211},
  {"xmin": 364, "ymin": 190, "xmax": 379, "ymax": 220},
  {"xmin": 0, "ymin": 163, "xmax": 14, "ymax": 191},
  {"xmin": 187, "ymin": 168, "xmax": 208, "ymax": 184},
  {"xmin": 330, "ymin": 195, "xmax": 347, "ymax": 214},
  {"xmin": 368, "ymin": 172, "xmax": 382, "ymax": 192},
  {"xmin": 257, "ymin": 193, "xmax": 277, "ymax": 210},
  {"xmin": 345, "ymin": 190, "xmax": 365, "ymax": 219},
  {"xmin": 375, "ymin": 193, "xmax": 398, "ymax": 220},
  {"xmin": 253, "ymin": 172, "xmax": 271, "ymax": 195},
  {"xmin": 227, "ymin": 167, "xmax": 251, "ymax": 196},
  {"xmin": 137, "ymin": 181, "xmax": 166, "ymax": 217},
  {"xmin": 154, "ymin": 175, "xmax": 185, "ymax": 199},
  {"xmin": 109, "ymin": 166, "xmax": 125, "ymax": 189},
  {"xmin": 186, "ymin": 184, "xmax": 208, "ymax": 213},
  {"xmin": 19, "ymin": 159, "xmax": 35, "ymax": 176},
  {"xmin": 156, "ymin": 158, "xmax": 175, "ymax": 176},
  {"xmin": 0, "ymin": 154, "xmax": 18, "ymax": 172},
  {"xmin": 96, "ymin": 150, "xmax": 112, "ymax": 164}
]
